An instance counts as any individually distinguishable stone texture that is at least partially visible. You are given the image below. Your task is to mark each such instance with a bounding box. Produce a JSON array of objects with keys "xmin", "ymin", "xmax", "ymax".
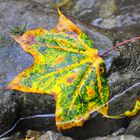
[
  {"xmin": 87, "ymin": 135, "xmax": 140, "ymax": 140},
  {"xmin": 38, "ymin": 131, "xmax": 73, "ymax": 140},
  {"xmin": 0, "ymin": 0, "xmax": 140, "ymax": 139},
  {"xmin": 125, "ymin": 112, "xmax": 140, "ymax": 137},
  {"xmin": 62, "ymin": 115, "xmax": 128, "ymax": 139},
  {"xmin": 0, "ymin": 91, "xmax": 18, "ymax": 135}
]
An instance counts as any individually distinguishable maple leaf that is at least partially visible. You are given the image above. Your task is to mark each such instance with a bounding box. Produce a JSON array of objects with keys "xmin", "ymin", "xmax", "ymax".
[
  {"xmin": 7, "ymin": 10, "xmax": 140, "ymax": 130},
  {"xmin": 7, "ymin": 10, "xmax": 109, "ymax": 129}
]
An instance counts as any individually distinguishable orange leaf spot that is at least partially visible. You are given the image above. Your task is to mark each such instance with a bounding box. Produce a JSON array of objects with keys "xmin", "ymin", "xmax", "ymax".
[
  {"xmin": 55, "ymin": 56, "xmax": 64, "ymax": 64},
  {"xmin": 87, "ymin": 87, "xmax": 95, "ymax": 96}
]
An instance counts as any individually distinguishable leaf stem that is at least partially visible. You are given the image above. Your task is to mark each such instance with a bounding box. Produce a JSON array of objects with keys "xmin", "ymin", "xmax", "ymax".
[{"xmin": 100, "ymin": 36, "xmax": 140, "ymax": 57}]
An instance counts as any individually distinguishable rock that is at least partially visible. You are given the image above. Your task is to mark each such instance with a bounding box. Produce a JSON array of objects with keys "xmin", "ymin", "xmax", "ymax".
[
  {"xmin": 0, "ymin": 91, "xmax": 56, "ymax": 137},
  {"xmin": 38, "ymin": 131, "xmax": 73, "ymax": 140},
  {"xmin": 0, "ymin": 91, "xmax": 18, "ymax": 135},
  {"xmin": 108, "ymin": 81, "xmax": 140, "ymax": 117},
  {"xmin": 32, "ymin": 0, "xmax": 49, "ymax": 5},
  {"xmin": 92, "ymin": 0, "xmax": 140, "ymax": 36},
  {"xmin": 1, "ymin": 134, "xmax": 140, "ymax": 140},
  {"xmin": 0, "ymin": 130, "xmax": 74, "ymax": 140},
  {"xmin": 32, "ymin": 0, "xmax": 73, "ymax": 9},
  {"xmin": 111, "ymin": 128, "xmax": 126, "ymax": 136},
  {"xmin": 125, "ymin": 112, "xmax": 140, "ymax": 137},
  {"xmin": 55, "ymin": 0, "xmax": 140, "ymax": 36},
  {"xmin": 65, "ymin": 0, "xmax": 100, "ymax": 20},
  {"xmin": 0, "ymin": 138, "xmax": 16, "ymax": 140},
  {"xmin": 87, "ymin": 135, "xmax": 140, "ymax": 140},
  {"xmin": 107, "ymin": 44, "xmax": 140, "ymax": 114},
  {"xmin": 0, "ymin": 0, "xmax": 140, "ymax": 139},
  {"xmin": 62, "ymin": 115, "xmax": 128, "ymax": 139},
  {"xmin": 106, "ymin": 42, "xmax": 140, "ymax": 138}
]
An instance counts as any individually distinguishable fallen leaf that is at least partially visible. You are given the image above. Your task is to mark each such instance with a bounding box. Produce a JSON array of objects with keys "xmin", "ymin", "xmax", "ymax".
[{"xmin": 7, "ymin": 10, "xmax": 139, "ymax": 130}]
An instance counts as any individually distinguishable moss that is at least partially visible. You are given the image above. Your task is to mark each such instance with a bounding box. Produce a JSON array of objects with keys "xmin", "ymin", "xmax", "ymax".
[
  {"xmin": 0, "ymin": 35, "xmax": 11, "ymax": 48},
  {"xmin": 10, "ymin": 24, "xmax": 27, "ymax": 36}
]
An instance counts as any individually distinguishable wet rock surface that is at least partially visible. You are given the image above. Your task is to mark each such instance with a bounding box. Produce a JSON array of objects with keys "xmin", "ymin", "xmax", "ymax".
[
  {"xmin": 37, "ymin": 131, "xmax": 73, "ymax": 140},
  {"xmin": 0, "ymin": 0, "xmax": 140, "ymax": 140},
  {"xmin": 62, "ymin": 115, "xmax": 128, "ymax": 139},
  {"xmin": 1, "ymin": 132, "xmax": 140, "ymax": 140},
  {"xmin": 125, "ymin": 112, "xmax": 140, "ymax": 137},
  {"xmin": 61, "ymin": 0, "xmax": 140, "ymax": 37},
  {"xmin": 87, "ymin": 135, "xmax": 140, "ymax": 140},
  {"xmin": 0, "ymin": 91, "xmax": 18, "ymax": 135}
]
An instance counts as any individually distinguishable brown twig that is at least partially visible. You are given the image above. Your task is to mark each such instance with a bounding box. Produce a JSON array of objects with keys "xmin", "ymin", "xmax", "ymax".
[{"xmin": 100, "ymin": 36, "xmax": 140, "ymax": 57}]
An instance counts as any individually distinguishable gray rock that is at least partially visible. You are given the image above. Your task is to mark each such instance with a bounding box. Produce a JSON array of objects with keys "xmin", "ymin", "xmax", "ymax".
[
  {"xmin": 0, "ymin": 91, "xmax": 56, "ymax": 137},
  {"xmin": 0, "ymin": 138, "xmax": 15, "ymax": 140},
  {"xmin": 38, "ymin": 131, "xmax": 73, "ymax": 140},
  {"xmin": 0, "ymin": 91, "xmax": 18, "ymax": 135},
  {"xmin": 1, "ymin": 134, "xmax": 140, "ymax": 140},
  {"xmin": 0, "ymin": 0, "xmax": 140, "ymax": 140},
  {"xmin": 106, "ymin": 43, "xmax": 140, "ymax": 138},
  {"xmin": 54, "ymin": 0, "xmax": 140, "ymax": 36},
  {"xmin": 87, "ymin": 135, "xmax": 140, "ymax": 140},
  {"xmin": 62, "ymin": 115, "xmax": 128, "ymax": 139},
  {"xmin": 111, "ymin": 128, "xmax": 126, "ymax": 136},
  {"xmin": 93, "ymin": 0, "xmax": 140, "ymax": 28},
  {"xmin": 125, "ymin": 112, "xmax": 140, "ymax": 137},
  {"xmin": 32, "ymin": 0, "xmax": 49, "ymax": 5}
]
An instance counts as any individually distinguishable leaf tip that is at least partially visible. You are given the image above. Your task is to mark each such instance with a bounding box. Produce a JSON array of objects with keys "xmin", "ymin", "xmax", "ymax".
[
  {"xmin": 11, "ymin": 35, "xmax": 22, "ymax": 44},
  {"xmin": 57, "ymin": 8, "xmax": 64, "ymax": 18}
]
